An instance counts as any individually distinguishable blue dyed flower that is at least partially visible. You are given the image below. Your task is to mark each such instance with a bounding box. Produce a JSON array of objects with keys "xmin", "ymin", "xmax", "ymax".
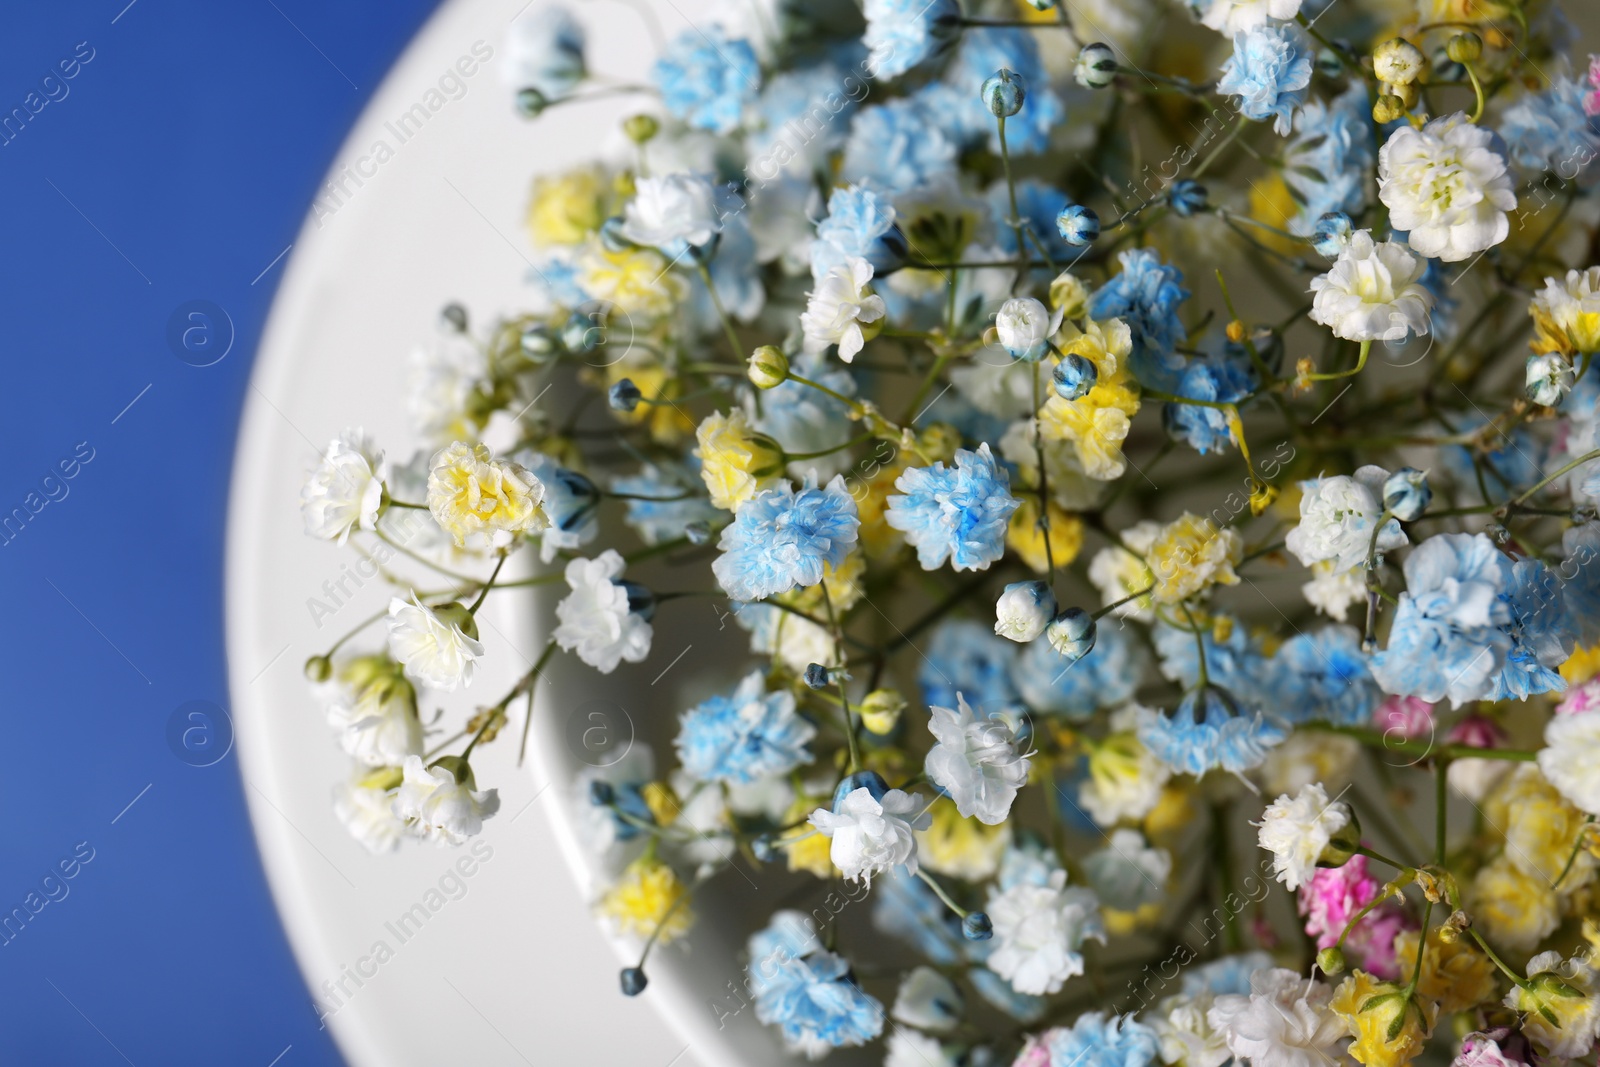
[
  {"xmin": 1180, "ymin": 951, "xmax": 1275, "ymax": 995},
  {"xmin": 1012, "ymin": 622, "xmax": 1146, "ymax": 719},
  {"xmin": 714, "ymin": 476, "xmax": 860, "ymax": 602},
  {"xmin": 1089, "ymin": 249, "xmax": 1190, "ymax": 387},
  {"xmin": 1137, "ymin": 689, "xmax": 1286, "ymax": 776},
  {"xmin": 1489, "ymin": 559, "xmax": 1577, "ymax": 701},
  {"xmin": 864, "ymin": 0, "xmax": 961, "ymax": 79},
  {"xmin": 1269, "ymin": 626, "xmax": 1382, "ymax": 727},
  {"xmin": 1041, "ymin": 1012, "xmax": 1161, "ymax": 1067},
  {"xmin": 1163, "ymin": 345, "xmax": 1257, "ymax": 455},
  {"xmin": 988, "ymin": 179, "xmax": 1076, "ymax": 262},
  {"xmin": 968, "ymin": 965, "xmax": 1047, "ymax": 1023},
  {"xmin": 516, "ymin": 450, "xmax": 599, "ymax": 562},
  {"xmin": 749, "ymin": 59, "xmax": 863, "ymax": 177},
  {"xmin": 930, "ymin": 28, "xmax": 1064, "ymax": 155},
  {"xmin": 811, "ymin": 184, "xmax": 906, "ymax": 280},
  {"xmin": 1216, "ymin": 25, "xmax": 1313, "ymax": 136},
  {"xmin": 752, "ymin": 356, "xmax": 859, "ymax": 481},
  {"xmin": 505, "ymin": 6, "xmax": 586, "ymax": 98},
  {"xmin": 749, "ymin": 922, "xmax": 884, "ymax": 1056},
  {"xmin": 693, "ymin": 211, "xmax": 765, "ymax": 326},
  {"xmin": 675, "ymin": 671, "xmax": 815, "ymax": 783},
  {"xmin": 887, "ymin": 443, "xmax": 1020, "ymax": 572},
  {"xmin": 874, "ymin": 866, "xmax": 969, "ymax": 965},
  {"xmin": 610, "ymin": 462, "xmax": 719, "ymax": 546},
  {"xmin": 1284, "ymin": 84, "xmax": 1374, "ymax": 235},
  {"xmin": 1371, "ymin": 532, "xmax": 1513, "ymax": 706},
  {"xmin": 1560, "ymin": 524, "xmax": 1600, "ymax": 646},
  {"xmin": 841, "ymin": 98, "xmax": 959, "ymax": 195},
  {"xmin": 652, "ymin": 26, "xmax": 761, "ymax": 134},
  {"xmin": 921, "ymin": 619, "xmax": 1021, "ymax": 716},
  {"xmin": 1501, "ymin": 74, "xmax": 1600, "ymax": 177},
  {"xmin": 998, "ymin": 838, "xmax": 1064, "ymax": 891},
  {"xmin": 1154, "ymin": 619, "xmax": 1276, "ymax": 712}
]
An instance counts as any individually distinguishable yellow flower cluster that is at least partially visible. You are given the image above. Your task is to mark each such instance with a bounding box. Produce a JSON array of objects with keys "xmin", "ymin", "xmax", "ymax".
[
  {"xmin": 1330, "ymin": 971, "xmax": 1436, "ymax": 1067},
  {"xmin": 1530, "ymin": 267, "xmax": 1600, "ymax": 356},
  {"xmin": 596, "ymin": 856, "xmax": 694, "ymax": 943},
  {"xmin": 1391, "ymin": 927, "xmax": 1498, "ymax": 1014},
  {"xmin": 694, "ymin": 410, "xmax": 785, "ymax": 511},
  {"xmin": 1038, "ymin": 317, "xmax": 1141, "ymax": 481},
  {"xmin": 1007, "ymin": 496, "xmax": 1084, "ymax": 574},
  {"xmin": 780, "ymin": 797, "xmax": 837, "ymax": 879},
  {"xmin": 1146, "ymin": 512, "xmax": 1244, "ymax": 604},
  {"xmin": 577, "ymin": 237, "xmax": 686, "ymax": 319},
  {"xmin": 526, "ymin": 167, "xmax": 607, "ymax": 247},
  {"xmin": 917, "ymin": 797, "xmax": 1011, "ymax": 881},
  {"xmin": 425, "ymin": 441, "xmax": 548, "ymax": 549}
]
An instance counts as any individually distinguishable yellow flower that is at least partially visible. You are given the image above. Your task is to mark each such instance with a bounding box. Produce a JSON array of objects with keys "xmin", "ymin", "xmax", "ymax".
[
  {"xmin": 641, "ymin": 780, "xmax": 680, "ymax": 826},
  {"xmin": 1484, "ymin": 765, "xmax": 1595, "ymax": 887},
  {"xmin": 526, "ymin": 167, "xmax": 606, "ymax": 247},
  {"xmin": 1080, "ymin": 731, "xmax": 1170, "ymax": 827},
  {"xmin": 425, "ymin": 442, "xmax": 548, "ymax": 549},
  {"xmin": 1509, "ymin": 955, "xmax": 1600, "ymax": 1059},
  {"xmin": 695, "ymin": 410, "xmax": 786, "ymax": 511},
  {"xmin": 787, "ymin": 553, "xmax": 867, "ymax": 614},
  {"xmin": 1392, "ymin": 927, "xmax": 1499, "ymax": 1014},
  {"xmin": 1146, "ymin": 512, "xmax": 1243, "ymax": 604},
  {"xmin": 1038, "ymin": 317, "xmax": 1142, "ymax": 481},
  {"xmin": 1144, "ymin": 782, "xmax": 1198, "ymax": 845},
  {"xmin": 1470, "ymin": 856, "xmax": 1561, "ymax": 952},
  {"xmin": 1563, "ymin": 643, "xmax": 1600, "ymax": 685},
  {"xmin": 1007, "ymin": 497, "xmax": 1085, "ymax": 573},
  {"xmin": 1103, "ymin": 903, "xmax": 1163, "ymax": 936},
  {"xmin": 855, "ymin": 458, "xmax": 908, "ymax": 558},
  {"xmin": 1246, "ymin": 172, "xmax": 1302, "ymax": 256},
  {"xmin": 916, "ymin": 797, "xmax": 1011, "ymax": 881},
  {"xmin": 781, "ymin": 798, "xmax": 837, "ymax": 879},
  {"xmin": 1048, "ymin": 271, "xmax": 1090, "ymax": 319},
  {"xmin": 1530, "ymin": 269, "xmax": 1600, "ymax": 356},
  {"xmin": 1330, "ymin": 970, "xmax": 1436, "ymax": 1067},
  {"xmin": 577, "ymin": 237, "xmax": 685, "ymax": 319},
  {"xmin": 597, "ymin": 856, "xmax": 694, "ymax": 942}
]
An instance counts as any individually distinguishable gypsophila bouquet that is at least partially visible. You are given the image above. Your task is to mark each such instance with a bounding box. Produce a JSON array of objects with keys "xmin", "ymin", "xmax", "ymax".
[{"xmin": 299, "ymin": 0, "xmax": 1600, "ymax": 1062}]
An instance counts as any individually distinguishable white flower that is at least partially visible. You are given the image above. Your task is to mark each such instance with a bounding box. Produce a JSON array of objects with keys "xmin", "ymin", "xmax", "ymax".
[
  {"xmin": 808, "ymin": 785, "xmax": 929, "ymax": 884},
  {"xmin": 502, "ymin": 5, "xmax": 585, "ymax": 98},
  {"xmin": 1508, "ymin": 951, "xmax": 1600, "ymax": 1058},
  {"xmin": 301, "ymin": 429, "xmax": 385, "ymax": 544},
  {"xmin": 1308, "ymin": 230, "xmax": 1433, "ymax": 342},
  {"xmin": 995, "ymin": 297, "xmax": 1062, "ymax": 361},
  {"xmin": 1199, "ymin": 0, "xmax": 1301, "ymax": 34},
  {"xmin": 1079, "ymin": 725, "xmax": 1171, "ymax": 828},
  {"xmin": 995, "ymin": 580, "xmax": 1057, "ymax": 643},
  {"xmin": 1152, "ymin": 990, "xmax": 1233, "ymax": 1067},
  {"xmin": 1285, "ymin": 466, "xmax": 1406, "ymax": 574},
  {"xmin": 1255, "ymin": 782, "xmax": 1352, "ymax": 891},
  {"xmin": 1088, "ymin": 520, "xmax": 1162, "ymax": 620},
  {"xmin": 1539, "ymin": 710, "xmax": 1600, "ymax": 816},
  {"xmin": 386, "ymin": 593, "xmax": 485, "ymax": 691},
  {"xmin": 619, "ymin": 172, "xmax": 721, "ymax": 251},
  {"xmin": 426, "ymin": 441, "xmax": 548, "ymax": 550},
  {"xmin": 1207, "ymin": 968, "xmax": 1344, "ymax": 1067},
  {"xmin": 1257, "ymin": 731, "xmax": 1361, "ymax": 799},
  {"xmin": 324, "ymin": 673, "xmax": 422, "ymax": 767},
  {"xmin": 392, "ymin": 755, "xmax": 500, "ymax": 845},
  {"xmin": 407, "ymin": 333, "xmax": 487, "ymax": 444},
  {"xmin": 1378, "ymin": 113, "xmax": 1516, "ymax": 262},
  {"xmin": 801, "ymin": 256, "xmax": 886, "ymax": 363},
  {"xmin": 1532, "ymin": 267, "xmax": 1600, "ymax": 353},
  {"xmin": 892, "ymin": 966, "xmax": 963, "ymax": 1033},
  {"xmin": 924, "ymin": 695, "xmax": 1031, "ymax": 825},
  {"xmin": 552, "ymin": 549, "xmax": 653, "ymax": 673},
  {"xmin": 1082, "ymin": 828, "xmax": 1170, "ymax": 912},
  {"xmin": 1301, "ymin": 559, "xmax": 1367, "ymax": 622},
  {"xmin": 333, "ymin": 779, "xmax": 406, "ymax": 853},
  {"xmin": 951, "ymin": 357, "xmax": 1037, "ymax": 420},
  {"xmin": 885, "ymin": 1030, "xmax": 957, "ymax": 1067},
  {"xmin": 1527, "ymin": 352, "xmax": 1575, "ymax": 406},
  {"xmin": 986, "ymin": 868, "xmax": 1106, "ymax": 995}
]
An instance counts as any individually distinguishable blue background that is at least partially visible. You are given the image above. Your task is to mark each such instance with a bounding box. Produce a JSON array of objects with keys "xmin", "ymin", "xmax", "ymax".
[{"xmin": 0, "ymin": 3, "xmax": 439, "ymax": 1063}]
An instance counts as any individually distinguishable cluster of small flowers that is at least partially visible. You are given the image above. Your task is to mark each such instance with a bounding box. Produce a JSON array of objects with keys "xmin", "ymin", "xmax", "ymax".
[{"xmin": 296, "ymin": 0, "xmax": 1600, "ymax": 1063}]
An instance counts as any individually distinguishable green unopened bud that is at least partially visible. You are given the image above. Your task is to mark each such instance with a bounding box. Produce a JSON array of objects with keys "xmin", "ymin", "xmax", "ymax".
[
  {"xmin": 304, "ymin": 655, "xmax": 333, "ymax": 682},
  {"xmin": 860, "ymin": 689, "xmax": 906, "ymax": 735},
  {"xmin": 516, "ymin": 87, "xmax": 549, "ymax": 118},
  {"xmin": 430, "ymin": 754, "xmax": 475, "ymax": 786},
  {"xmin": 430, "ymin": 601, "xmax": 481, "ymax": 642},
  {"xmin": 1447, "ymin": 32, "xmax": 1482, "ymax": 65},
  {"xmin": 1373, "ymin": 95, "xmax": 1407, "ymax": 124},
  {"xmin": 623, "ymin": 113, "xmax": 659, "ymax": 144},
  {"xmin": 1317, "ymin": 947, "xmax": 1347, "ymax": 975},
  {"xmin": 748, "ymin": 345, "xmax": 789, "ymax": 389},
  {"xmin": 1318, "ymin": 806, "xmax": 1362, "ymax": 869},
  {"xmin": 358, "ymin": 765, "xmax": 405, "ymax": 791}
]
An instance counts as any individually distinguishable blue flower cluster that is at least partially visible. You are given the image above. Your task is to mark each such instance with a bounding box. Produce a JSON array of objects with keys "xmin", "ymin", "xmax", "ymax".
[
  {"xmin": 1137, "ymin": 689, "xmax": 1287, "ymax": 776},
  {"xmin": 610, "ymin": 462, "xmax": 720, "ymax": 546},
  {"xmin": 1041, "ymin": 1012, "xmax": 1161, "ymax": 1067},
  {"xmin": 713, "ymin": 476, "xmax": 860, "ymax": 602},
  {"xmin": 1162, "ymin": 342, "xmax": 1257, "ymax": 453},
  {"xmin": 652, "ymin": 26, "xmax": 761, "ymax": 134},
  {"xmin": 811, "ymin": 184, "xmax": 905, "ymax": 279},
  {"xmin": 1013, "ymin": 622, "xmax": 1146, "ymax": 719},
  {"xmin": 920, "ymin": 619, "xmax": 1021, "ymax": 716},
  {"xmin": 1283, "ymin": 84, "xmax": 1374, "ymax": 236},
  {"xmin": 1501, "ymin": 73, "xmax": 1600, "ymax": 177},
  {"xmin": 841, "ymin": 98, "xmax": 958, "ymax": 195},
  {"xmin": 1089, "ymin": 249, "xmax": 1191, "ymax": 386},
  {"xmin": 676, "ymin": 671, "xmax": 815, "ymax": 783},
  {"xmin": 886, "ymin": 443, "xmax": 1020, "ymax": 572},
  {"xmin": 863, "ymin": 0, "xmax": 961, "ymax": 80},
  {"xmin": 748, "ymin": 913, "xmax": 884, "ymax": 1056},
  {"xmin": 1216, "ymin": 25, "xmax": 1313, "ymax": 136}
]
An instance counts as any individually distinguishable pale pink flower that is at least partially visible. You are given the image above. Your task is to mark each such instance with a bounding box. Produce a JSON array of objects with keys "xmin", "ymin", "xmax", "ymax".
[
  {"xmin": 1557, "ymin": 676, "xmax": 1600, "ymax": 716},
  {"xmin": 1586, "ymin": 55, "xmax": 1600, "ymax": 117},
  {"xmin": 1372, "ymin": 695, "xmax": 1433, "ymax": 739}
]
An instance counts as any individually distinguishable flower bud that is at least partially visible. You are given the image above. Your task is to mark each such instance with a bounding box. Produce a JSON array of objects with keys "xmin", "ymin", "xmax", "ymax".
[
  {"xmin": 1372, "ymin": 95, "xmax": 1407, "ymax": 124},
  {"xmin": 684, "ymin": 520, "xmax": 712, "ymax": 545},
  {"xmin": 1382, "ymin": 467, "xmax": 1431, "ymax": 522},
  {"xmin": 1226, "ymin": 319, "xmax": 1247, "ymax": 344},
  {"xmin": 1373, "ymin": 38, "xmax": 1426, "ymax": 86},
  {"xmin": 1317, "ymin": 946, "xmax": 1346, "ymax": 975},
  {"xmin": 609, "ymin": 378, "xmax": 643, "ymax": 412},
  {"xmin": 589, "ymin": 779, "xmax": 616, "ymax": 806},
  {"xmin": 429, "ymin": 602, "xmax": 480, "ymax": 642},
  {"xmin": 1167, "ymin": 179, "xmax": 1208, "ymax": 218},
  {"xmin": 832, "ymin": 770, "xmax": 889, "ymax": 810},
  {"xmin": 520, "ymin": 323, "xmax": 558, "ymax": 361},
  {"xmin": 1056, "ymin": 204, "xmax": 1100, "ymax": 247},
  {"xmin": 962, "ymin": 911, "xmax": 994, "ymax": 940},
  {"xmin": 860, "ymin": 689, "xmax": 906, "ymax": 735},
  {"xmin": 748, "ymin": 345, "xmax": 790, "ymax": 390},
  {"xmin": 620, "ymin": 966, "xmax": 648, "ymax": 996},
  {"xmin": 1447, "ymin": 32, "xmax": 1482, "ymax": 65},
  {"xmin": 995, "ymin": 580, "xmax": 1058, "ymax": 643},
  {"xmin": 750, "ymin": 836, "xmax": 777, "ymax": 862},
  {"xmin": 440, "ymin": 302, "xmax": 469, "ymax": 333},
  {"xmin": 516, "ymin": 87, "xmax": 549, "ymax": 117},
  {"xmin": 996, "ymin": 297, "xmax": 1057, "ymax": 362},
  {"xmin": 1052, "ymin": 353, "xmax": 1098, "ymax": 400},
  {"xmin": 562, "ymin": 310, "xmax": 600, "ymax": 352},
  {"xmin": 804, "ymin": 663, "xmax": 832, "ymax": 690},
  {"xmin": 622, "ymin": 113, "xmax": 659, "ymax": 143},
  {"xmin": 1391, "ymin": 81, "xmax": 1420, "ymax": 109},
  {"xmin": 1074, "ymin": 43, "xmax": 1118, "ymax": 89},
  {"xmin": 1317, "ymin": 805, "xmax": 1361, "ymax": 868},
  {"xmin": 304, "ymin": 654, "xmax": 332, "ymax": 682},
  {"xmin": 981, "ymin": 69, "xmax": 1026, "ymax": 117},
  {"xmin": 1526, "ymin": 352, "xmax": 1574, "ymax": 407},
  {"xmin": 1311, "ymin": 211, "xmax": 1355, "ymax": 257},
  {"xmin": 1046, "ymin": 607, "xmax": 1096, "ymax": 662}
]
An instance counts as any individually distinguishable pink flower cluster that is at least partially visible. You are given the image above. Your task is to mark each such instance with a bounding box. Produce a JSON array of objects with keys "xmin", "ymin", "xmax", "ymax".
[
  {"xmin": 1454, "ymin": 1028, "xmax": 1530, "ymax": 1067},
  {"xmin": 1558, "ymin": 676, "xmax": 1600, "ymax": 716},
  {"xmin": 1371, "ymin": 695, "xmax": 1434, "ymax": 739},
  {"xmin": 1298, "ymin": 854, "xmax": 1411, "ymax": 980},
  {"xmin": 1587, "ymin": 55, "xmax": 1600, "ymax": 117}
]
